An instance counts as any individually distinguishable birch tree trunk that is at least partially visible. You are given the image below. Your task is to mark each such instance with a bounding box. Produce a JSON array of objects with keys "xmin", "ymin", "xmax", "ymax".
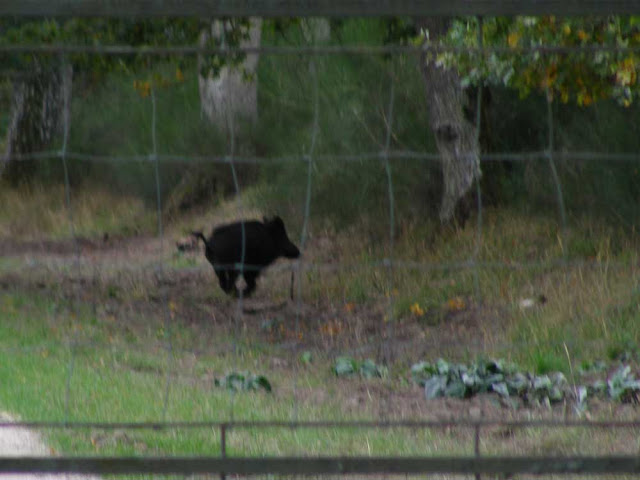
[
  {"xmin": 198, "ymin": 18, "xmax": 262, "ymax": 136},
  {"xmin": 302, "ymin": 18, "xmax": 331, "ymax": 43},
  {"xmin": 417, "ymin": 18, "xmax": 480, "ymax": 224},
  {"xmin": 2, "ymin": 62, "xmax": 73, "ymax": 182}
]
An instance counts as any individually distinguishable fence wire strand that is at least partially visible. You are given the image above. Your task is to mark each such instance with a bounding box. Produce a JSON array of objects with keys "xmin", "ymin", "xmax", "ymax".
[
  {"xmin": 472, "ymin": 16, "xmax": 484, "ymax": 302},
  {"xmin": 545, "ymin": 89, "xmax": 569, "ymax": 265},
  {"xmin": 6, "ymin": 149, "xmax": 640, "ymax": 164},
  {"xmin": 59, "ymin": 54, "xmax": 78, "ymax": 424},
  {"xmin": 381, "ymin": 78, "xmax": 396, "ymax": 368},
  {"xmin": 149, "ymin": 86, "xmax": 176, "ymax": 422},
  {"xmin": 293, "ymin": 52, "xmax": 320, "ymax": 425},
  {"xmin": 4, "ymin": 43, "xmax": 640, "ymax": 56},
  {"xmin": 226, "ymin": 73, "xmax": 244, "ymax": 424}
]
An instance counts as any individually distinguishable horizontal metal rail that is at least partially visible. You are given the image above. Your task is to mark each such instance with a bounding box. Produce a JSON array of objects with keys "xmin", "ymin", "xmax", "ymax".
[
  {"xmin": 3, "ymin": 150, "xmax": 640, "ymax": 165},
  {"xmin": 2, "ymin": 419, "xmax": 640, "ymax": 430},
  {"xmin": 2, "ymin": 455, "xmax": 640, "ymax": 475},
  {"xmin": 2, "ymin": 0, "xmax": 640, "ymax": 18},
  {"xmin": 4, "ymin": 44, "xmax": 640, "ymax": 56}
]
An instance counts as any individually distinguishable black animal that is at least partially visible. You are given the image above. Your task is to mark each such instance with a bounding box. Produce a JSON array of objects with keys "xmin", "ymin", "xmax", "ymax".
[{"xmin": 193, "ymin": 216, "xmax": 300, "ymax": 297}]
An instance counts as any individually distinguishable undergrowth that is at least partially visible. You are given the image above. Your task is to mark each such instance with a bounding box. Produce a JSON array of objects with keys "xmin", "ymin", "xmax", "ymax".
[{"xmin": 0, "ymin": 183, "xmax": 155, "ymax": 239}]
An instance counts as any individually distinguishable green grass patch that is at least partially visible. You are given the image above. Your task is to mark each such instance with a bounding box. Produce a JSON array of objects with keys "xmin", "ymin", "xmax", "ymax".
[{"xmin": 0, "ymin": 290, "xmax": 457, "ymax": 457}]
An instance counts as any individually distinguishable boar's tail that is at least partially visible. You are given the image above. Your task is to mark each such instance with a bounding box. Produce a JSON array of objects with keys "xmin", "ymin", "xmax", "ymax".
[{"xmin": 191, "ymin": 231, "xmax": 208, "ymax": 245}]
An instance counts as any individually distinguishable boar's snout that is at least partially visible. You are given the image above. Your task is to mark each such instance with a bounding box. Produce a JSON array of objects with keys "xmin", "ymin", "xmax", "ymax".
[{"xmin": 282, "ymin": 239, "xmax": 301, "ymax": 259}]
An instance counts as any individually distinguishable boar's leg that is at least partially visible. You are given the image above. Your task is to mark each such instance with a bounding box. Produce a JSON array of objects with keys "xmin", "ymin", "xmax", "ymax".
[
  {"xmin": 215, "ymin": 267, "xmax": 239, "ymax": 296},
  {"xmin": 243, "ymin": 271, "xmax": 258, "ymax": 298}
]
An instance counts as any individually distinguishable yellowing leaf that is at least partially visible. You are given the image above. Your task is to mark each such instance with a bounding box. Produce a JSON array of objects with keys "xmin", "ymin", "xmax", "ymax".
[
  {"xmin": 133, "ymin": 79, "xmax": 151, "ymax": 98},
  {"xmin": 410, "ymin": 302, "xmax": 425, "ymax": 317},
  {"xmin": 447, "ymin": 297, "xmax": 466, "ymax": 311},
  {"xmin": 507, "ymin": 32, "xmax": 520, "ymax": 49},
  {"xmin": 543, "ymin": 63, "xmax": 558, "ymax": 88},
  {"xmin": 616, "ymin": 57, "xmax": 637, "ymax": 86}
]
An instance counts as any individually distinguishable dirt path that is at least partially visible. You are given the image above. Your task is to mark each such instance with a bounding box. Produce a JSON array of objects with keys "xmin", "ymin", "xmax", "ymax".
[{"xmin": 0, "ymin": 412, "xmax": 97, "ymax": 480}]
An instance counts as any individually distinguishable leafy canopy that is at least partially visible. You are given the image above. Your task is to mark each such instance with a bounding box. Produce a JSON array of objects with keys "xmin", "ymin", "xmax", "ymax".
[
  {"xmin": 431, "ymin": 16, "xmax": 640, "ymax": 106},
  {"xmin": 0, "ymin": 18, "xmax": 251, "ymax": 79}
]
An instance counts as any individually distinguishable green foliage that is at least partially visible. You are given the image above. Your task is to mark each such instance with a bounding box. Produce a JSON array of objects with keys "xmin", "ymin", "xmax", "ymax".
[
  {"xmin": 412, "ymin": 357, "xmax": 640, "ymax": 407},
  {"xmin": 300, "ymin": 351, "xmax": 313, "ymax": 365},
  {"xmin": 435, "ymin": 16, "xmax": 640, "ymax": 106},
  {"xmin": 532, "ymin": 350, "xmax": 566, "ymax": 374},
  {"xmin": 254, "ymin": 19, "xmax": 437, "ymax": 226},
  {"xmin": 333, "ymin": 357, "xmax": 387, "ymax": 379},
  {"xmin": 0, "ymin": 18, "xmax": 203, "ymax": 74},
  {"xmin": 0, "ymin": 17, "xmax": 250, "ymax": 77},
  {"xmin": 62, "ymin": 67, "xmax": 228, "ymax": 202},
  {"xmin": 198, "ymin": 18, "xmax": 252, "ymax": 78},
  {"xmin": 214, "ymin": 372, "xmax": 272, "ymax": 392},
  {"xmin": 602, "ymin": 364, "xmax": 640, "ymax": 402},
  {"xmin": 4, "ymin": 17, "xmax": 640, "ymax": 231},
  {"xmin": 577, "ymin": 360, "xmax": 607, "ymax": 375},
  {"xmin": 606, "ymin": 337, "xmax": 640, "ymax": 362},
  {"xmin": 0, "ymin": 17, "xmax": 252, "ymax": 133},
  {"xmin": 383, "ymin": 18, "xmax": 418, "ymax": 46},
  {"xmin": 413, "ymin": 358, "xmax": 565, "ymax": 404}
]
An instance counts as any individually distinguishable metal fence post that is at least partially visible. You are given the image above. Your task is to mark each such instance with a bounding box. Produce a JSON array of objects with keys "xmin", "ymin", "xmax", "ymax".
[
  {"xmin": 220, "ymin": 423, "xmax": 227, "ymax": 480},
  {"xmin": 474, "ymin": 422, "xmax": 481, "ymax": 480}
]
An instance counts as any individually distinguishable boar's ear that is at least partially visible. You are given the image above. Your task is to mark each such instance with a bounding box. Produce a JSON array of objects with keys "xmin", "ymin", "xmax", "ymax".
[
  {"xmin": 265, "ymin": 215, "xmax": 286, "ymax": 234},
  {"xmin": 272, "ymin": 216, "xmax": 285, "ymax": 228}
]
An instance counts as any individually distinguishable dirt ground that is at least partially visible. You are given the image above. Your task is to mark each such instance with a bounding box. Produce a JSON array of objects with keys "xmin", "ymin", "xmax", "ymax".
[{"xmin": 0, "ymin": 234, "xmax": 499, "ymax": 356}]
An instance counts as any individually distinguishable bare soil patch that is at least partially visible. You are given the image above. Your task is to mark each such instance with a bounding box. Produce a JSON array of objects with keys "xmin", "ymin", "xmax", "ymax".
[{"xmin": 0, "ymin": 233, "xmax": 503, "ymax": 360}]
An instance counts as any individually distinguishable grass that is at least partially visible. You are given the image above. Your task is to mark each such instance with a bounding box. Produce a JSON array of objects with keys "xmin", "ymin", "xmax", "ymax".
[
  {"xmin": 2, "ymin": 180, "xmax": 639, "ymax": 370},
  {"xmin": 1, "ymin": 191, "xmax": 640, "ymax": 479},
  {"xmin": 0, "ymin": 183, "xmax": 155, "ymax": 240},
  {"xmin": 0, "ymin": 289, "xmax": 457, "ymax": 458},
  {"xmin": 1, "ymin": 284, "xmax": 639, "ymax": 464}
]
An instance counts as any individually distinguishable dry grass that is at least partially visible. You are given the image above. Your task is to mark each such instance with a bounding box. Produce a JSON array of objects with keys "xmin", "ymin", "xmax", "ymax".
[{"xmin": 0, "ymin": 183, "xmax": 154, "ymax": 240}]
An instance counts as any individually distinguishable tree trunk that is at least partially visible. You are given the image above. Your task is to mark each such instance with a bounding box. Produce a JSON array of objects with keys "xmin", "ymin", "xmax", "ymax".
[
  {"xmin": 301, "ymin": 18, "xmax": 331, "ymax": 44},
  {"xmin": 198, "ymin": 18, "xmax": 262, "ymax": 136},
  {"xmin": 2, "ymin": 62, "xmax": 73, "ymax": 183},
  {"xmin": 417, "ymin": 18, "xmax": 481, "ymax": 224}
]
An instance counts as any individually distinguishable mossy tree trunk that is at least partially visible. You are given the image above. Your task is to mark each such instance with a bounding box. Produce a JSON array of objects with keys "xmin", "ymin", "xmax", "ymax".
[
  {"xmin": 417, "ymin": 17, "xmax": 481, "ymax": 224},
  {"xmin": 2, "ymin": 62, "xmax": 73, "ymax": 183}
]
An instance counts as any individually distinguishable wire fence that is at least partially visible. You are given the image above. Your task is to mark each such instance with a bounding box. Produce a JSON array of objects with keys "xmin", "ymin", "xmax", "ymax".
[{"xmin": 2, "ymin": 4, "xmax": 640, "ymax": 478}]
